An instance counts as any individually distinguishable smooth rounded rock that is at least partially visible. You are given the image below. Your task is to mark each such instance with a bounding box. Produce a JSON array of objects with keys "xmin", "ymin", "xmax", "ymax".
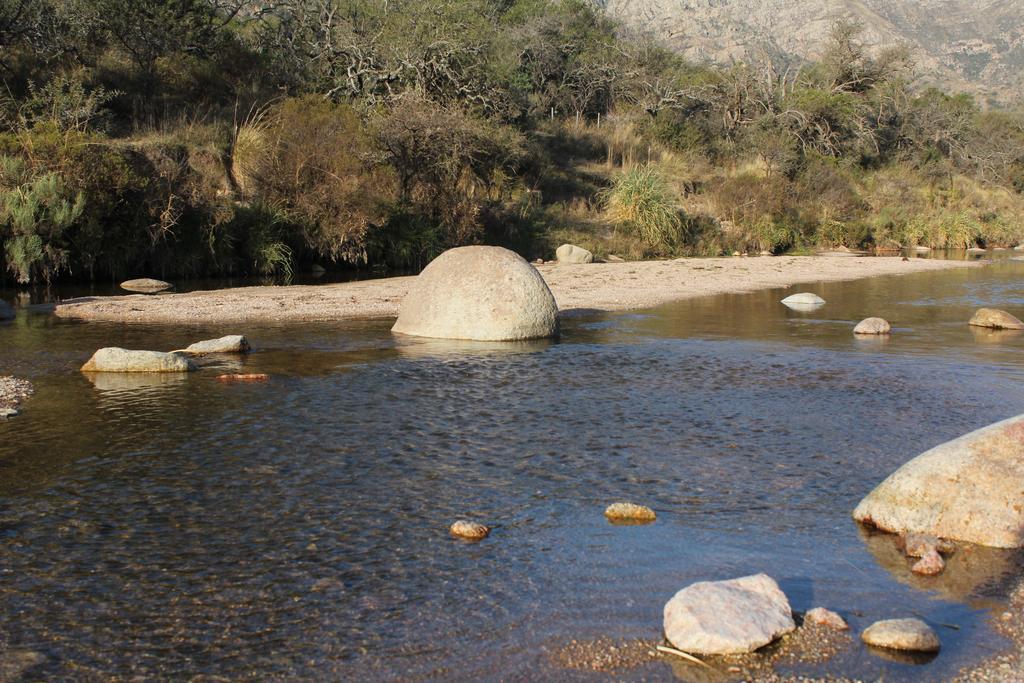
[
  {"xmin": 861, "ymin": 618, "xmax": 940, "ymax": 652},
  {"xmin": 0, "ymin": 300, "xmax": 13, "ymax": 321},
  {"xmin": 81, "ymin": 348, "xmax": 195, "ymax": 373},
  {"xmin": 604, "ymin": 502, "xmax": 656, "ymax": 523},
  {"xmin": 969, "ymin": 308, "xmax": 1024, "ymax": 330},
  {"xmin": 663, "ymin": 573, "xmax": 795, "ymax": 655},
  {"xmin": 781, "ymin": 293, "xmax": 825, "ymax": 306},
  {"xmin": 555, "ymin": 244, "xmax": 594, "ymax": 264},
  {"xmin": 392, "ymin": 246, "xmax": 559, "ymax": 341},
  {"xmin": 854, "ymin": 317, "xmax": 891, "ymax": 335},
  {"xmin": 181, "ymin": 335, "xmax": 251, "ymax": 354},
  {"xmin": 449, "ymin": 520, "xmax": 490, "ymax": 540},
  {"xmin": 120, "ymin": 278, "xmax": 173, "ymax": 294},
  {"xmin": 853, "ymin": 413, "xmax": 1024, "ymax": 548},
  {"xmin": 804, "ymin": 607, "xmax": 848, "ymax": 630}
]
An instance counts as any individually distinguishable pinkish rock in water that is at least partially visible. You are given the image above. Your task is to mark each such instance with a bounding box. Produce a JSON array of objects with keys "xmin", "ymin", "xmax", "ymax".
[
  {"xmin": 804, "ymin": 607, "xmax": 848, "ymax": 630},
  {"xmin": 912, "ymin": 550, "xmax": 945, "ymax": 576}
]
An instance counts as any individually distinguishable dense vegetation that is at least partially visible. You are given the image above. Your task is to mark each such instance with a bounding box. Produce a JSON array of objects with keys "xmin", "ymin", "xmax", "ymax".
[{"xmin": 1, "ymin": 0, "xmax": 1023, "ymax": 285}]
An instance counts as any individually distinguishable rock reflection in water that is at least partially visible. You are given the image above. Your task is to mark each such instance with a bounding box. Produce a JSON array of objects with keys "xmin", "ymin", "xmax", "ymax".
[{"xmin": 858, "ymin": 525, "xmax": 1024, "ymax": 605}]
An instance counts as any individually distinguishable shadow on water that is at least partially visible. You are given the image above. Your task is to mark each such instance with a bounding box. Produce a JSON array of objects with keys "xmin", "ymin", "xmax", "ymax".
[{"xmin": 2, "ymin": 260, "xmax": 1024, "ymax": 680}]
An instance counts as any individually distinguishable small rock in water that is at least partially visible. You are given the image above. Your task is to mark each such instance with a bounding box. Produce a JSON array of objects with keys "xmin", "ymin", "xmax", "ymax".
[
  {"xmin": 450, "ymin": 520, "xmax": 490, "ymax": 540},
  {"xmin": 901, "ymin": 532, "xmax": 939, "ymax": 558},
  {"xmin": 604, "ymin": 502, "xmax": 656, "ymax": 523},
  {"xmin": 854, "ymin": 317, "xmax": 891, "ymax": 335},
  {"xmin": 216, "ymin": 373, "xmax": 269, "ymax": 382},
  {"xmin": 556, "ymin": 244, "xmax": 594, "ymax": 264},
  {"xmin": 181, "ymin": 335, "xmax": 251, "ymax": 354},
  {"xmin": 663, "ymin": 573, "xmax": 796, "ymax": 655},
  {"xmin": 781, "ymin": 293, "xmax": 826, "ymax": 306},
  {"xmin": 912, "ymin": 550, "xmax": 945, "ymax": 576},
  {"xmin": 120, "ymin": 278, "xmax": 173, "ymax": 293},
  {"xmin": 81, "ymin": 348, "xmax": 194, "ymax": 373},
  {"xmin": 0, "ymin": 407, "xmax": 17, "ymax": 418},
  {"xmin": 804, "ymin": 607, "xmax": 849, "ymax": 630},
  {"xmin": 969, "ymin": 308, "xmax": 1024, "ymax": 330},
  {"xmin": 861, "ymin": 618, "xmax": 940, "ymax": 652}
]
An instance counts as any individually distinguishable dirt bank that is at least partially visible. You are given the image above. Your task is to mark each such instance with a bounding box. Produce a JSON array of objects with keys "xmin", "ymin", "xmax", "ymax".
[{"xmin": 53, "ymin": 256, "xmax": 981, "ymax": 324}]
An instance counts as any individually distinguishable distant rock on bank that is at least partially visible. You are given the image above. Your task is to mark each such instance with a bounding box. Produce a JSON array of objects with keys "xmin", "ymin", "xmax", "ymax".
[
  {"xmin": 120, "ymin": 278, "xmax": 173, "ymax": 294},
  {"xmin": 555, "ymin": 244, "xmax": 594, "ymax": 264},
  {"xmin": 81, "ymin": 348, "xmax": 195, "ymax": 373},
  {"xmin": 853, "ymin": 414, "xmax": 1024, "ymax": 548},
  {"xmin": 663, "ymin": 573, "xmax": 796, "ymax": 655},
  {"xmin": 969, "ymin": 308, "xmax": 1024, "ymax": 330},
  {"xmin": 392, "ymin": 246, "xmax": 559, "ymax": 341}
]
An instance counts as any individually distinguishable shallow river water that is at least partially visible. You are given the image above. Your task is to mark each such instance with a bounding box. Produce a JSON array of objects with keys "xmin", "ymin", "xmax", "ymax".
[{"xmin": 3, "ymin": 259, "xmax": 1024, "ymax": 681}]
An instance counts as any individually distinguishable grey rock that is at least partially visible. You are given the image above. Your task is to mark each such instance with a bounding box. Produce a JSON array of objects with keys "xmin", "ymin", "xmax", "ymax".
[
  {"xmin": 854, "ymin": 317, "xmax": 891, "ymax": 335},
  {"xmin": 663, "ymin": 573, "xmax": 796, "ymax": 655},
  {"xmin": 781, "ymin": 292, "xmax": 825, "ymax": 306},
  {"xmin": 0, "ymin": 299, "xmax": 13, "ymax": 320},
  {"xmin": 853, "ymin": 413, "xmax": 1024, "ymax": 548},
  {"xmin": 392, "ymin": 246, "xmax": 559, "ymax": 341},
  {"xmin": 969, "ymin": 308, "xmax": 1024, "ymax": 330},
  {"xmin": 862, "ymin": 618, "xmax": 940, "ymax": 652},
  {"xmin": 181, "ymin": 335, "xmax": 251, "ymax": 354},
  {"xmin": 81, "ymin": 348, "xmax": 195, "ymax": 373},
  {"xmin": 555, "ymin": 244, "xmax": 594, "ymax": 264}
]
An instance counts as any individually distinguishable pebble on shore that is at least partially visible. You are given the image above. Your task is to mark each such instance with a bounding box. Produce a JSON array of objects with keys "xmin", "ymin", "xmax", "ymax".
[
  {"xmin": 449, "ymin": 520, "xmax": 490, "ymax": 540},
  {"xmin": 804, "ymin": 607, "xmax": 849, "ymax": 631},
  {"xmin": 604, "ymin": 502, "xmax": 657, "ymax": 523}
]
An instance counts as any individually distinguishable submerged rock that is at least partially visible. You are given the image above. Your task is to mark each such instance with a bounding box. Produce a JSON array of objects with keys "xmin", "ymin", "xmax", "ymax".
[
  {"xmin": 449, "ymin": 520, "xmax": 490, "ymax": 540},
  {"xmin": 120, "ymin": 278, "xmax": 173, "ymax": 293},
  {"xmin": 969, "ymin": 308, "xmax": 1024, "ymax": 330},
  {"xmin": 900, "ymin": 532, "xmax": 955, "ymax": 558},
  {"xmin": 663, "ymin": 573, "xmax": 796, "ymax": 655},
  {"xmin": 604, "ymin": 502, "xmax": 656, "ymax": 523},
  {"xmin": 81, "ymin": 348, "xmax": 195, "ymax": 373},
  {"xmin": 854, "ymin": 317, "xmax": 891, "ymax": 335},
  {"xmin": 853, "ymin": 413, "xmax": 1024, "ymax": 548},
  {"xmin": 181, "ymin": 335, "xmax": 251, "ymax": 354},
  {"xmin": 781, "ymin": 293, "xmax": 825, "ymax": 306},
  {"xmin": 392, "ymin": 246, "xmax": 559, "ymax": 341},
  {"xmin": 911, "ymin": 550, "xmax": 945, "ymax": 576},
  {"xmin": 556, "ymin": 244, "xmax": 594, "ymax": 264},
  {"xmin": 804, "ymin": 607, "xmax": 848, "ymax": 631},
  {"xmin": 0, "ymin": 299, "xmax": 13, "ymax": 320},
  {"xmin": 861, "ymin": 618, "xmax": 940, "ymax": 652}
]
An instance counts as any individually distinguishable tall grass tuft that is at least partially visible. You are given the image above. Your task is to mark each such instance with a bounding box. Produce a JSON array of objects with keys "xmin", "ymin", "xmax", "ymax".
[
  {"xmin": 231, "ymin": 102, "xmax": 276, "ymax": 196},
  {"xmin": 600, "ymin": 164, "xmax": 683, "ymax": 250}
]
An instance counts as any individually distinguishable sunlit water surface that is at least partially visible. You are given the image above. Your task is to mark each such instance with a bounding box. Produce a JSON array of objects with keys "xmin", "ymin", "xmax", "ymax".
[{"xmin": 3, "ymin": 259, "xmax": 1024, "ymax": 681}]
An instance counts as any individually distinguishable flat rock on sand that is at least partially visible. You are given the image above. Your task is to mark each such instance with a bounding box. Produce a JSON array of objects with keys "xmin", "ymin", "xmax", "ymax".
[
  {"xmin": 862, "ymin": 618, "xmax": 940, "ymax": 652},
  {"xmin": 121, "ymin": 278, "xmax": 173, "ymax": 293},
  {"xmin": 853, "ymin": 413, "xmax": 1024, "ymax": 548},
  {"xmin": 53, "ymin": 257, "xmax": 980, "ymax": 325},
  {"xmin": 663, "ymin": 573, "xmax": 795, "ymax": 655}
]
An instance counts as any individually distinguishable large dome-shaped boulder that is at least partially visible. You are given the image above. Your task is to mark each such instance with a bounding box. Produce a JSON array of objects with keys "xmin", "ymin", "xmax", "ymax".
[
  {"xmin": 392, "ymin": 246, "xmax": 559, "ymax": 341},
  {"xmin": 853, "ymin": 414, "xmax": 1024, "ymax": 548}
]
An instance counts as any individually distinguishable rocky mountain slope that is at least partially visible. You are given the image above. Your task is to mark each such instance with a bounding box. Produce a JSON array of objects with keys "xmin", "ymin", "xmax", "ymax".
[{"xmin": 601, "ymin": 0, "xmax": 1024, "ymax": 104}]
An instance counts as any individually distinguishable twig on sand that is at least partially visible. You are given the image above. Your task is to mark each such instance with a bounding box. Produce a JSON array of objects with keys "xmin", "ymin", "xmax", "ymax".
[
  {"xmin": 911, "ymin": 611, "xmax": 960, "ymax": 630},
  {"xmin": 656, "ymin": 645, "xmax": 713, "ymax": 668}
]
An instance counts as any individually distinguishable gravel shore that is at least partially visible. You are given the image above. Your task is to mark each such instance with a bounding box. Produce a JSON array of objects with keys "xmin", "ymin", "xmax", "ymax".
[
  {"xmin": 0, "ymin": 376, "xmax": 34, "ymax": 416},
  {"xmin": 53, "ymin": 255, "xmax": 980, "ymax": 324}
]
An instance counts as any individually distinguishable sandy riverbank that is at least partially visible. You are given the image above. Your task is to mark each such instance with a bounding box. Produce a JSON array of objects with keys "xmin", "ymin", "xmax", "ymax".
[{"xmin": 53, "ymin": 256, "xmax": 981, "ymax": 324}]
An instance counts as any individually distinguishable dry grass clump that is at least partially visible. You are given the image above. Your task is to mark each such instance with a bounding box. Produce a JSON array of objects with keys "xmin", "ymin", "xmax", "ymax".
[{"xmin": 600, "ymin": 164, "xmax": 683, "ymax": 250}]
